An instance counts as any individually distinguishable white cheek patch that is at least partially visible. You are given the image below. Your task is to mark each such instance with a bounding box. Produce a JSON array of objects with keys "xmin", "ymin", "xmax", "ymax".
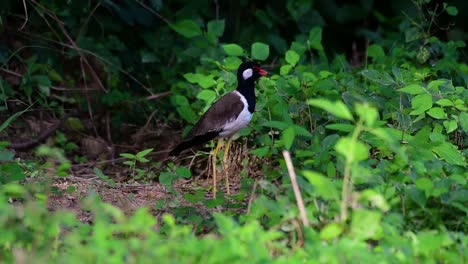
[{"xmin": 242, "ymin": 68, "xmax": 253, "ymax": 80}]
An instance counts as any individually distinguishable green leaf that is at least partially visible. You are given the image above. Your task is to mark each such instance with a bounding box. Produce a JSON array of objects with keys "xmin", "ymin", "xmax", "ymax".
[
  {"xmin": 396, "ymin": 112, "xmax": 412, "ymax": 130},
  {"xmin": 428, "ymin": 79, "xmax": 450, "ymax": 91},
  {"xmin": 435, "ymin": 99, "xmax": 453, "ymax": 106},
  {"xmin": 183, "ymin": 73, "xmax": 215, "ymax": 88},
  {"xmin": 176, "ymin": 167, "xmax": 191, "ymax": 179},
  {"xmin": 415, "ymin": 178, "xmax": 433, "ymax": 194},
  {"xmin": 410, "ymin": 94, "xmax": 432, "ymax": 115},
  {"xmin": 454, "ymin": 99, "xmax": 468, "ymax": 111},
  {"xmin": 280, "ymin": 65, "xmax": 293, "ymax": 75},
  {"xmin": 67, "ymin": 117, "xmax": 84, "ymax": 131},
  {"xmin": 350, "ymin": 209, "xmax": 382, "ymax": 240},
  {"xmin": 361, "ymin": 69, "xmax": 394, "ymax": 85},
  {"xmin": 446, "ymin": 6, "xmax": 458, "ymax": 16},
  {"xmin": 405, "ymin": 27, "xmax": 422, "ymax": 42},
  {"xmin": 417, "ymin": 47, "xmax": 430, "ymax": 63},
  {"xmin": 177, "ymin": 105, "xmax": 198, "ymax": 123},
  {"xmin": 197, "ymin": 90, "xmax": 217, "ymax": 103},
  {"xmin": 430, "ymin": 130, "xmax": 445, "ymax": 143},
  {"xmin": 450, "ymin": 174, "xmax": 466, "ymax": 185},
  {"xmin": 426, "ymin": 107, "xmax": 446, "ymax": 119},
  {"xmin": 281, "ymin": 126, "xmax": 295, "ymax": 150},
  {"xmin": 170, "ymin": 19, "xmax": 202, "ymax": 38},
  {"xmin": 136, "ymin": 156, "xmax": 150, "ymax": 163},
  {"xmin": 290, "ymin": 41, "xmax": 307, "ymax": 55},
  {"xmin": 325, "ymin": 123, "xmax": 355, "ymax": 132},
  {"xmin": 141, "ymin": 50, "xmax": 158, "ymax": 63},
  {"xmin": 255, "ymin": 10, "xmax": 273, "ymax": 28},
  {"xmin": 47, "ymin": 69, "xmax": 63, "ymax": 82},
  {"xmin": 32, "ymin": 75, "xmax": 51, "ymax": 96},
  {"xmin": 293, "ymin": 125, "xmax": 312, "ymax": 138},
  {"xmin": 285, "ymin": 50, "xmax": 299, "ymax": 66},
  {"xmin": 120, "ymin": 153, "xmax": 135, "ymax": 159},
  {"xmin": 223, "ymin": 56, "xmax": 242, "ymax": 70},
  {"xmin": 320, "ymin": 223, "xmax": 343, "ymax": 240},
  {"xmin": 432, "ymin": 142, "xmax": 465, "ymax": 166},
  {"xmin": 222, "ymin": 44, "xmax": 244, "ymax": 56},
  {"xmin": 136, "ymin": 148, "xmax": 153, "ymax": 158},
  {"xmin": 93, "ymin": 167, "xmax": 104, "ymax": 179},
  {"xmin": 392, "ymin": 67, "xmax": 403, "ymax": 83},
  {"xmin": 367, "ymin": 44, "xmax": 385, "ymax": 59},
  {"xmin": 416, "ymin": 231, "xmax": 451, "ymax": 255},
  {"xmin": 369, "ymin": 127, "xmax": 402, "ymax": 153},
  {"xmin": 459, "ymin": 112, "xmax": 468, "ymax": 132},
  {"xmin": 0, "ymin": 150, "xmax": 14, "ymax": 161},
  {"xmin": 136, "ymin": 157, "xmax": 149, "ymax": 163},
  {"xmin": 335, "ymin": 137, "xmax": 369, "ymax": 163},
  {"xmin": 319, "ymin": 71, "xmax": 333, "ymax": 78},
  {"xmin": 174, "ymin": 95, "xmax": 189, "ymax": 106},
  {"xmin": 197, "ymin": 75, "xmax": 215, "ymax": 89},
  {"xmin": 184, "ymin": 190, "xmax": 205, "ymax": 203},
  {"xmin": 2, "ymin": 183, "xmax": 26, "ymax": 196},
  {"xmin": 308, "ymin": 99, "xmax": 354, "ymax": 121},
  {"xmin": 261, "ymin": 120, "xmax": 290, "ymax": 130},
  {"xmin": 250, "ymin": 146, "xmax": 270, "ymax": 157},
  {"xmin": 326, "ymin": 162, "xmax": 336, "ymax": 178},
  {"xmin": 93, "ymin": 167, "xmax": 116, "ymax": 187},
  {"xmin": 302, "ymin": 171, "xmax": 339, "ymax": 201},
  {"xmin": 0, "ymin": 106, "xmax": 31, "ymax": 133},
  {"xmin": 360, "ymin": 190, "xmax": 390, "ymax": 212},
  {"xmin": 0, "ymin": 163, "xmax": 25, "ymax": 181},
  {"xmin": 123, "ymin": 161, "xmax": 133, "ymax": 166},
  {"xmin": 207, "ymin": 19, "xmax": 225, "ymax": 37},
  {"xmin": 183, "ymin": 73, "xmax": 199, "ymax": 83},
  {"xmin": 309, "ymin": 27, "xmax": 323, "ymax": 51},
  {"xmin": 287, "ymin": 0, "xmax": 312, "ymax": 20},
  {"xmin": 407, "ymin": 186, "xmax": 427, "ymax": 207},
  {"xmin": 251, "ymin": 42, "xmax": 269, "ymax": 61},
  {"xmin": 159, "ymin": 172, "xmax": 173, "ymax": 188},
  {"xmin": 356, "ymin": 103, "xmax": 378, "ymax": 127},
  {"xmin": 398, "ymin": 84, "xmax": 426, "ymax": 95}
]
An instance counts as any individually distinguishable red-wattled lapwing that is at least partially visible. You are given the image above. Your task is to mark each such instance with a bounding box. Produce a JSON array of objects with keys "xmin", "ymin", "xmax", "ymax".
[{"xmin": 170, "ymin": 61, "xmax": 267, "ymax": 196}]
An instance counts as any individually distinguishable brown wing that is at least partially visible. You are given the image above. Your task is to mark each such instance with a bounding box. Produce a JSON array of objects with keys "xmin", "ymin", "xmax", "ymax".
[{"xmin": 186, "ymin": 91, "xmax": 244, "ymax": 139}]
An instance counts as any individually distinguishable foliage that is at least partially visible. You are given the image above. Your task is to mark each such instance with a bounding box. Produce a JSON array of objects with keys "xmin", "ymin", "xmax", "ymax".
[
  {"xmin": 0, "ymin": 0, "xmax": 467, "ymax": 263},
  {"xmin": 120, "ymin": 148, "xmax": 153, "ymax": 179}
]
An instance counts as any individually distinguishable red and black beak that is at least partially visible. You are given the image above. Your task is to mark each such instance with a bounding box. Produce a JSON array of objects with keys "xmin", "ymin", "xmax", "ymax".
[{"xmin": 254, "ymin": 65, "xmax": 268, "ymax": 76}]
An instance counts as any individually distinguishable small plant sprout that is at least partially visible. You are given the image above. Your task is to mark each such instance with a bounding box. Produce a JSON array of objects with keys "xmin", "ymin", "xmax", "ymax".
[{"xmin": 119, "ymin": 148, "xmax": 153, "ymax": 180}]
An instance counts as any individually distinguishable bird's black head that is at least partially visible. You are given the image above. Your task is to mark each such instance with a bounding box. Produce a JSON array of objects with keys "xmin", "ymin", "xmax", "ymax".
[{"xmin": 237, "ymin": 61, "xmax": 268, "ymax": 83}]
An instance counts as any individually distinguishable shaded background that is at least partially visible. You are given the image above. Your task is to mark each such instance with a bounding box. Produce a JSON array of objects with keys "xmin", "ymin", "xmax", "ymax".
[{"xmin": 0, "ymin": 0, "xmax": 466, "ymax": 140}]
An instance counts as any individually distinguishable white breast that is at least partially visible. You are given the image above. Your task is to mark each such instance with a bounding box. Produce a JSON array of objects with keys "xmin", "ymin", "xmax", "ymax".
[{"xmin": 219, "ymin": 91, "xmax": 252, "ymax": 138}]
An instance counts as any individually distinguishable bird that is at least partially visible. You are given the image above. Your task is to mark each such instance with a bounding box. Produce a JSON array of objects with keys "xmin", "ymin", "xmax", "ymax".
[{"xmin": 170, "ymin": 61, "xmax": 268, "ymax": 196}]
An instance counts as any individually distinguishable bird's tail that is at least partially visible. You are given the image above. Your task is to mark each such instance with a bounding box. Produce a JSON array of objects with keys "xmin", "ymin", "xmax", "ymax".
[
  {"xmin": 169, "ymin": 141, "xmax": 194, "ymax": 156},
  {"xmin": 169, "ymin": 131, "xmax": 220, "ymax": 156}
]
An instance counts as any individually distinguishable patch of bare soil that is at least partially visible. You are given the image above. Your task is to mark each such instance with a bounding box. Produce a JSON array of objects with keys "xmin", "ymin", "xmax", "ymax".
[
  {"xmin": 3, "ymin": 111, "xmax": 266, "ymax": 223},
  {"xmin": 47, "ymin": 175, "xmax": 169, "ymax": 223},
  {"xmin": 43, "ymin": 142, "xmax": 265, "ymax": 223}
]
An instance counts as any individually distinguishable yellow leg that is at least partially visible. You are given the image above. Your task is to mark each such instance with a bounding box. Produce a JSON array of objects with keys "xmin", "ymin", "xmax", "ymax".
[
  {"xmin": 212, "ymin": 138, "xmax": 224, "ymax": 197},
  {"xmin": 222, "ymin": 139, "xmax": 232, "ymax": 195}
]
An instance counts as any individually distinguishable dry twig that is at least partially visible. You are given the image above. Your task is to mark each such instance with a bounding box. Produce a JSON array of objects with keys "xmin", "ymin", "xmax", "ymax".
[
  {"xmin": 145, "ymin": 91, "xmax": 172, "ymax": 101},
  {"xmin": 135, "ymin": 0, "xmax": 170, "ymax": 25},
  {"xmin": 246, "ymin": 180, "xmax": 258, "ymax": 214},
  {"xmin": 282, "ymin": 150, "xmax": 309, "ymax": 227},
  {"xmin": 19, "ymin": 0, "xmax": 29, "ymax": 30}
]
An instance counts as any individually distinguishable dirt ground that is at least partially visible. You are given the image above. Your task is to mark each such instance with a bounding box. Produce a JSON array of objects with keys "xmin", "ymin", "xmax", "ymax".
[
  {"xmin": 5, "ymin": 111, "xmax": 267, "ymax": 223},
  {"xmin": 49, "ymin": 161, "xmax": 261, "ymax": 222}
]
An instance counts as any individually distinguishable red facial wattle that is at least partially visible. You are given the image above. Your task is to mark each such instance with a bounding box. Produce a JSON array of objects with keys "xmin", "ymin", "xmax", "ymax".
[{"xmin": 254, "ymin": 66, "xmax": 268, "ymax": 76}]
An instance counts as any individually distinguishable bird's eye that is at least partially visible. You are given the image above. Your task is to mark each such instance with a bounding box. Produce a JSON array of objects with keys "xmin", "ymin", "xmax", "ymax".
[{"xmin": 242, "ymin": 68, "xmax": 253, "ymax": 80}]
